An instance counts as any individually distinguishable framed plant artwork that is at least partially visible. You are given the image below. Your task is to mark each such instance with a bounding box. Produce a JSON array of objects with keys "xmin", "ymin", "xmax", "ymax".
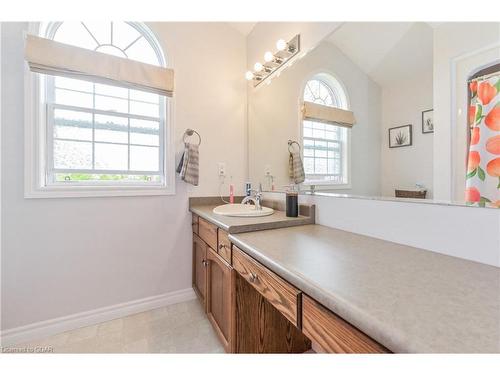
[
  {"xmin": 389, "ymin": 124, "xmax": 412, "ymax": 148},
  {"xmin": 422, "ymin": 109, "xmax": 434, "ymax": 133}
]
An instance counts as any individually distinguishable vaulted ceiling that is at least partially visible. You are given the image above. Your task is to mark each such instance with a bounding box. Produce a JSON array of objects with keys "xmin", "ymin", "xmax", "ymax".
[
  {"xmin": 328, "ymin": 22, "xmax": 434, "ymax": 88},
  {"xmin": 227, "ymin": 22, "xmax": 257, "ymax": 36}
]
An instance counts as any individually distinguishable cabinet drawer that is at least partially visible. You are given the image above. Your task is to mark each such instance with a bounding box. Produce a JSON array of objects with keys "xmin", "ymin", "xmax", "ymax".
[
  {"xmin": 302, "ymin": 295, "xmax": 390, "ymax": 353},
  {"xmin": 233, "ymin": 246, "xmax": 299, "ymax": 327},
  {"xmin": 192, "ymin": 214, "xmax": 199, "ymax": 235},
  {"xmin": 217, "ymin": 229, "xmax": 232, "ymax": 265},
  {"xmin": 198, "ymin": 217, "xmax": 217, "ymax": 250}
]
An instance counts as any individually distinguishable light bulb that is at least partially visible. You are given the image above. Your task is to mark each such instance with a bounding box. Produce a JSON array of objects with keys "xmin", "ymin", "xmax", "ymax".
[
  {"xmin": 245, "ymin": 71, "xmax": 254, "ymax": 81},
  {"xmin": 254, "ymin": 62, "xmax": 263, "ymax": 72},
  {"xmin": 264, "ymin": 51, "xmax": 274, "ymax": 62},
  {"xmin": 276, "ymin": 39, "xmax": 287, "ymax": 51}
]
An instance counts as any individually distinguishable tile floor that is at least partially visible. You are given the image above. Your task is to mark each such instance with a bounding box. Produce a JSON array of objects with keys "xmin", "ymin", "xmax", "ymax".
[{"xmin": 18, "ymin": 299, "xmax": 225, "ymax": 353}]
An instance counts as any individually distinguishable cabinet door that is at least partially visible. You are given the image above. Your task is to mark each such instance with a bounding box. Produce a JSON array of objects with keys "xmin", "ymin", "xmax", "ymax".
[
  {"xmin": 193, "ymin": 233, "xmax": 207, "ymax": 308},
  {"xmin": 206, "ymin": 248, "xmax": 234, "ymax": 353}
]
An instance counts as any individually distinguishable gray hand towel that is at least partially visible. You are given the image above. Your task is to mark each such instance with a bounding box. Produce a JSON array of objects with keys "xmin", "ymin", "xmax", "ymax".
[
  {"xmin": 177, "ymin": 143, "xmax": 199, "ymax": 186},
  {"xmin": 289, "ymin": 149, "xmax": 305, "ymax": 184}
]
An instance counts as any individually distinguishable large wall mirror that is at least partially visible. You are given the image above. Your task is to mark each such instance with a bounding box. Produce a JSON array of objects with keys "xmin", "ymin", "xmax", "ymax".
[{"xmin": 247, "ymin": 22, "xmax": 500, "ymax": 208}]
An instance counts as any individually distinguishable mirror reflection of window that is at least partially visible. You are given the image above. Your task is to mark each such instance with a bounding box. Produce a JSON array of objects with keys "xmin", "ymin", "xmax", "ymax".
[{"xmin": 302, "ymin": 74, "xmax": 349, "ymax": 186}]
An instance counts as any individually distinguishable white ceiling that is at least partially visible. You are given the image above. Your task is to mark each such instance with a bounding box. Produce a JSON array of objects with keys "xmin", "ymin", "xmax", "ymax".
[
  {"xmin": 328, "ymin": 22, "xmax": 434, "ymax": 87},
  {"xmin": 227, "ymin": 22, "xmax": 257, "ymax": 36}
]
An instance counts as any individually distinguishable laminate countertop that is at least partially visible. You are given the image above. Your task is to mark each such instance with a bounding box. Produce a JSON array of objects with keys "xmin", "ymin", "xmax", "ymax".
[
  {"xmin": 229, "ymin": 224, "xmax": 500, "ymax": 353},
  {"xmin": 189, "ymin": 204, "xmax": 314, "ymax": 234}
]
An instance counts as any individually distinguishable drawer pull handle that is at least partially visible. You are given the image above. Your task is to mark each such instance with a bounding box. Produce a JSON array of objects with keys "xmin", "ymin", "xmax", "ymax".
[{"xmin": 249, "ymin": 272, "xmax": 258, "ymax": 282}]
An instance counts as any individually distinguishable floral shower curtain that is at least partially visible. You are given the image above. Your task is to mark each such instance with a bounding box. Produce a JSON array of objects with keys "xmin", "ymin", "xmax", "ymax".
[{"xmin": 465, "ymin": 73, "xmax": 500, "ymax": 207}]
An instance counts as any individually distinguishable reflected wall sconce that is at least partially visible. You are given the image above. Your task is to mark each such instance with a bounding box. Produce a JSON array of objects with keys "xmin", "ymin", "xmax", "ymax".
[{"xmin": 245, "ymin": 34, "xmax": 300, "ymax": 87}]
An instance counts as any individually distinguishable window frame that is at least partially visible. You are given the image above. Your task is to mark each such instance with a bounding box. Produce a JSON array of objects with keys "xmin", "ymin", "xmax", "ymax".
[
  {"xmin": 300, "ymin": 71, "xmax": 352, "ymax": 190},
  {"xmin": 24, "ymin": 22, "xmax": 175, "ymax": 198}
]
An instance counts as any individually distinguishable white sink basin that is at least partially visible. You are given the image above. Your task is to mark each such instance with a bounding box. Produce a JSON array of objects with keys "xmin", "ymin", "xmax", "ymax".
[{"xmin": 213, "ymin": 203, "xmax": 274, "ymax": 217}]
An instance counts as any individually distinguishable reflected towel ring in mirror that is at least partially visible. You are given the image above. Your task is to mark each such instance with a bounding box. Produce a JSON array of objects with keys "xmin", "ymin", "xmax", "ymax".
[
  {"xmin": 288, "ymin": 140, "xmax": 301, "ymax": 153},
  {"xmin": 183, "ymin": 129, "xmax": 201, "ymax": 146}
]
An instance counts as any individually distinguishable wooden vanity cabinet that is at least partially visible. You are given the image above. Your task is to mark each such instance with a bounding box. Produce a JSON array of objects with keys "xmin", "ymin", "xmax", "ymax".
[
  {"xmin": 232, "ymin": 246, "xmax": 311, "ymax": 353},
  {"xmin": 192, "ymin": 233, "xmax": 207, "ymax": 308},
  {"xmin": 192, "ymin": 213, "xmax": 199, "ymax": 235},
  {"xmin": 302, "ymin": 295, "xmax": 390, "ymax": 353},
  {"xmin": 233, "ymin": 246, "xmax": 300, "ymax": 327},
  {"xmin": 206, "ymin": 247, "xmax": 234, "ymax": 352},
  {"xmin": 198, "ymin": 217, "xmax": 218, "ymax": 250},
  {"xmin": 192, "ymin": 215, "xmax": 235, "ymax": 352},
  {"xmin": 217, "ymin": 229, "xmax": 232, "ymax": 265},
  {"xmin": 192, "ymin": 213, "xmax": 385, "ymax": 354}
]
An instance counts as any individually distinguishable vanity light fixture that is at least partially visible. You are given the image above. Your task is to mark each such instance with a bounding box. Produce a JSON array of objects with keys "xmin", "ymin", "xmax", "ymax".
[
  {"xmin": 276, "ymin": 39, "xmax": 287, "ymax": 51},
  {"xmin": 244, "ymin": 34, "xmax": 300, "ymax": 87},
  {"xmin": 264, "ymin": 51, "xmax": 274, "ymax": 63}
]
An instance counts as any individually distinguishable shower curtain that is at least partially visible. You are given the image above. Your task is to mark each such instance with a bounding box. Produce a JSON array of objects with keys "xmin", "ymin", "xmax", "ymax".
[{"xmin": 465, "ymin": 74, "xmax": 500, "ymax": 207}]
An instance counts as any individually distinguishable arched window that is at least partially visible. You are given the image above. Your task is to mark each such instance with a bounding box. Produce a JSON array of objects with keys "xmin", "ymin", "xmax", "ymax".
[
  {"xmin": 302, "ymin": 73, "xmax": 349, "ymax": 185},
  {"xmin": 33, "ymin": 22, "xmax": 171, "ymax": 195}
]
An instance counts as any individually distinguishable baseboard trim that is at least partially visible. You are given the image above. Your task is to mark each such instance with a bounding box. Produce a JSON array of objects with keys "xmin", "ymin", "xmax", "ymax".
[{"xmin": 0, "ymin": 288, "xmax": 196, "ymax": 347}]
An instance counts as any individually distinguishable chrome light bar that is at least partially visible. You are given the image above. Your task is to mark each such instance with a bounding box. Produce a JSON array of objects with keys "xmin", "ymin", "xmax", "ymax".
[{"xmin": 245, "ymin": 34, "xmax": 300, "ymax": 87}]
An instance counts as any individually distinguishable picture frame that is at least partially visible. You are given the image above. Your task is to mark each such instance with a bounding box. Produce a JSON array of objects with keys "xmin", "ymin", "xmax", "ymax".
[
  {"xmin": 422, "ymin": 109, "xmax": 434, "ymax": 134},
  {"xmin": 389, "ymin": 124, "xmax": 412, "ymax": 148}
]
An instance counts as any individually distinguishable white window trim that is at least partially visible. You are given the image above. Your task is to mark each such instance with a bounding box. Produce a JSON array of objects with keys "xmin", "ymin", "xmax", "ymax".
[
  {"xmin": 298, "ymin": 70, "xmax": 352, "ymax": 190},
  {"xmin": 24, "ymin": 22, "xmax": 175, "ymax": 198}
]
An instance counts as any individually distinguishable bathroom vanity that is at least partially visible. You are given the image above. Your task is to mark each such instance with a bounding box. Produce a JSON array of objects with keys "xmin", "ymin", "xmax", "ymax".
[
  {"xmin": 190, "ymin": 199, "xmax": 389, "ymax": 353},
  {"xmin": 190, "ymin": 199, "xmax": 317, "ymax": 353},
  {"xmin": 189, "ymin": 198, "xmax": 500, "ymax": 354}
]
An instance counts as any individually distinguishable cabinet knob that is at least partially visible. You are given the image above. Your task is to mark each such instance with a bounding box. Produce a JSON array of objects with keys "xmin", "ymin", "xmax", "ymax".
[
  {"xmin": 250, "ymin": 272, "xmax": 258, "ymax": 282},
  {"xmin": 218, "ymin": 244, "xmax": 225, "ymax": 250},
  {"xmin": 202, "ymin": 259, "xmax": 207, "ymax": 266}
]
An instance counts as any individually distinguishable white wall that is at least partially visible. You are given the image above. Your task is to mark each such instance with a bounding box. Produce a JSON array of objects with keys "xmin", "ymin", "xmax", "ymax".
[
  {"xmin": 264, "ymin": 191, "xmax": 500, "ymax": 267},
  {"xmin": 381, "ymin": 73, "xmax": 434, "ymax": 198},
  {"xmin": 0, "ymin": 22, "xmax": 247, "ymax": 334},
  {"xmin": 248, "ymin": 41, "xmax": 382, "ymax": 196},
  {"xmin": 433, "ymin": 22, "xmax": 500, "ymax": 201}
]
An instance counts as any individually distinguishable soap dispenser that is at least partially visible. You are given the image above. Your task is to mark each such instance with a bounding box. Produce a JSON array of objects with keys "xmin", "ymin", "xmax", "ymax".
[{"xmin": 286, "ymin": 185, "xmax": 299, "ymax": 217}]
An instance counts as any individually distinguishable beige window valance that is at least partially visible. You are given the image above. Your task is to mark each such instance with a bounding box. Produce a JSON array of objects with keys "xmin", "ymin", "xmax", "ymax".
[
  {"xmin": 302, "ymin": 101, "xmax": 355, "ymax": 128},
  {"xmin": 24, "ymin": 34, "xmax": 174, "ymax": 97}
]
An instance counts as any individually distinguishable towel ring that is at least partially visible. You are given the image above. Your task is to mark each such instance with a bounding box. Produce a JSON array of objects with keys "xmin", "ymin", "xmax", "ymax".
[
  {"xmin": 183, "ymin": 129, "xmax": 201, "ymax": 146},
  {"xmin": 288, "ymin": 140, "xmax": 300, "ymax": 153}
]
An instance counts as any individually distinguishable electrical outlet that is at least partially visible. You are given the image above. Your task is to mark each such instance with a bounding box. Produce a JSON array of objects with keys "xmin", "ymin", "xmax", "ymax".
[
  {"xmin": 218, "ymin": 162, "xmax": 226, "ymax": 177},
  {"xmin": 264, "ymin": 165, "xmax": 272, "ymax": 176}
]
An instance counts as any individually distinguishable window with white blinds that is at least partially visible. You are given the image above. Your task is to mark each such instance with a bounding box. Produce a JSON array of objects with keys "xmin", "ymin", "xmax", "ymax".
[{"xmin": 42, "ymin": 22, "xmax": 167, "ymax": 186}]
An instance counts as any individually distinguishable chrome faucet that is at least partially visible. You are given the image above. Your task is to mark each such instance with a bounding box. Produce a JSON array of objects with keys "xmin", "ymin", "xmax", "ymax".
[{"xmin": 241, "ymin": 183, "xmax": 262, "ymax": 210}]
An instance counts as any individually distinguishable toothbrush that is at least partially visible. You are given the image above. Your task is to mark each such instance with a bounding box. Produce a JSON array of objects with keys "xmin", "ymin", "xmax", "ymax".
[{"xmin": 229, "ymin": 176, "xmax": 234, "ymax": 204}]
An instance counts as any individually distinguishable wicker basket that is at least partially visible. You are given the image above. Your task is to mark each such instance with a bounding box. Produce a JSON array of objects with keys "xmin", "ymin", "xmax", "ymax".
[{"xmin": 395, "ymin": 189, "xmax": 427, "ymax": 199}]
